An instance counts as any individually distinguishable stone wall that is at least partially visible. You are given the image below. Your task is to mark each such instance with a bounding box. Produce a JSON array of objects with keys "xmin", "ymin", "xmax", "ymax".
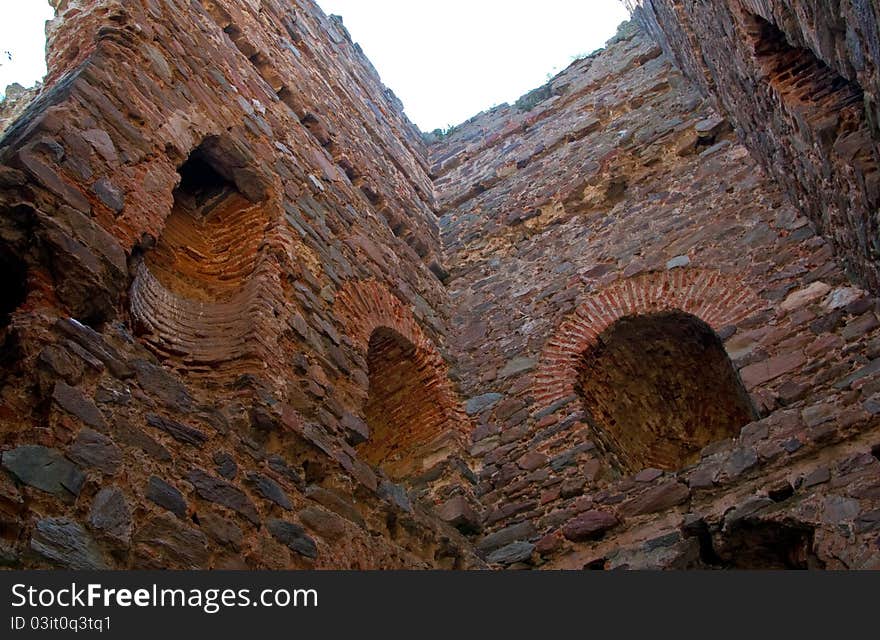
[
  {"xmin": 0, "ymin": 0, "xmax": 480, "ymax": 570},
  {"xmin": 432, "ymin": 23, "xmax": 880, "ymax": 569},
  {"xmin": 626, "ymin": 0, "xmax": 880, "ymax": 293},
  {"xmin": 0, "ymin": 84, "xmax": 41, "ymax": 136},
  {"xmin": 1, "ymin": 0, "xmax": 879, "ymax": 571}
]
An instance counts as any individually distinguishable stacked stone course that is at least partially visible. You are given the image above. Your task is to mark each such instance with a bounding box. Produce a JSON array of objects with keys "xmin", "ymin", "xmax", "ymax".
[{"xmin": 0, "ymin": 0, "xmax": 878, "ymax": 570}]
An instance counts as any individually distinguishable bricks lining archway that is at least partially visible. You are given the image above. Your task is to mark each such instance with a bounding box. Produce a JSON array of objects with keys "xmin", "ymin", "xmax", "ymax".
[
  {"xmin": 533, "ymin": 269, "xmax": 764, "ymax": 413},
  {"xmin": 335, "ymin": 280, "xmax": 470, "ymax": 481},
  {"xmin": 531, "ymin": 269, "xmax": 764, "ymax": 474},
  {"xmin": 130, "ymin": 137, "xmax": 275, "ymax": 373}
]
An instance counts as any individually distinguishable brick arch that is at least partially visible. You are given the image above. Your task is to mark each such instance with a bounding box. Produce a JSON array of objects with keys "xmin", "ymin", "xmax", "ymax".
[
  {"xmin": 335, "ymin": 280, "xmax": 437, "ymax": 356},
  {"xmin": 130, "ymin": 136, "xmax": 281, "ymax": 375},
  {"xmin": 335, "ymin": 280, "xmax": 470, "ymax": 480},
  {"xmin": 532, "ymin": 269, "xmax": 765, "ymax": 412}
]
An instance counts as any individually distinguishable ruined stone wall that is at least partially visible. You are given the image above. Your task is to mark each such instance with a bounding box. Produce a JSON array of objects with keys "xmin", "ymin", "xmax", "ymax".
[
  {"xmin": 626, "ymin": 0, "xmax": 880, "ymax": 294},
  {"xmin": 432, "ymin": 24, "xmax": 880, "ymax": 569},
  {"xmin": 0, "ymin": 0, "xmax": 481, "ymax": 570},
  {"xmin": 0, "ymin": 85, "xmax": 41, "ymax": 136},
  {"xmin": 2, "ymin": 0, "xmax": 879, "ymax": 572}
]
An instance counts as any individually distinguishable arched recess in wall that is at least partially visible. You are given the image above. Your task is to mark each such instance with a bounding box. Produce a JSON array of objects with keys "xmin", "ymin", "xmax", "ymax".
[
  {"xmin": 742, "ymin": 10, "xmax": 877, "ymax": 147},
  {"xmin": 742, "ymin": 11, "xmax": 870, "ymax": 134},
  {"xmin": 577, "ymin": 311, "xmax": 756, "ymax": 472},
  {"xmin": 533, "ymin": 269, "xmax": 764, "ymax": 474},
  {"xmin": 130, "ymin": 135, "xmax": 278, "ymax": 375},
  {"xmin": 334, "ymin": 280, "xmax": 471, "ymax": 482}
]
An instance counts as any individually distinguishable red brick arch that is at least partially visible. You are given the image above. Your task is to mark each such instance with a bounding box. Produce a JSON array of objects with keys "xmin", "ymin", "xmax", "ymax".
[
  {"xmin": 130, "ymin": 137, "xmax": 283, "ymax": 376},
  {"xmin": 334, "ymin": 280, "xmax": 470, "ymax": 480},
  {"xmin": 336, "ymin": 280, "xmax": 437, "ymax": 356},
  {"xmin": 532, "ymin": 269, "xmax": 765, "ymax": 412}
]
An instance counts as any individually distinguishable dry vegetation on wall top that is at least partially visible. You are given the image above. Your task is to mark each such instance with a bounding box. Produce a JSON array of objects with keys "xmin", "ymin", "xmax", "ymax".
[{"xmin": 0, "ymin": 0, "xmax": 878, "ymax": 571}]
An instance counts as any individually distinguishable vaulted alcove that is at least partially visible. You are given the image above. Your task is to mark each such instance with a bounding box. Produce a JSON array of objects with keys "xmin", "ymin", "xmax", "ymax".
[
  {"xmin": 358, "ymin": 327, "xmax": 459, "ymax": 481},
  {"xmin": 143, "ymin": 148, "xmax": 265, "ymax": 303},
  {"xmin": 745, "ymin": 12, "xmax": 867, "ymax": 127},
  {"xmin": 577, "ymin": 311, "xmax": 756, "ymax": 474},
  {"xmin": 130, "ymin": 137, "xmax": 272, "ymax": 371}
]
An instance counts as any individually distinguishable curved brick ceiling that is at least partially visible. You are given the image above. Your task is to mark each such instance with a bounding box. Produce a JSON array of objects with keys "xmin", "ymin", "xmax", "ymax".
[
  {"xmin": 130, "ymin": 146, "xmax": 273, "ymax": 370},
  {"xmin": 335, "ymin": 280, "xmax": 472, "ymax": 482},
  {"xmin": 361, "ymin": 327, "xmax": 458, "ymax": 480}
]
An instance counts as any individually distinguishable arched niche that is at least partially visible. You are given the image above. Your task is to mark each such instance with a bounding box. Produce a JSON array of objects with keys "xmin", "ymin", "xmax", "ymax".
[
  {"xmin": 130, "ymin": 136, "xmax": 273, "ymax": 372},
  {"xmin": 334, "ymin": 280, "xmax": 471, "ymax": 483},
  {"xmin": 576, "ymin": 311, "xmax": 756, "ymax": 473},
  {"xmin": 358, "ymin": 326, "xmax": 457, "ymax": 480}
]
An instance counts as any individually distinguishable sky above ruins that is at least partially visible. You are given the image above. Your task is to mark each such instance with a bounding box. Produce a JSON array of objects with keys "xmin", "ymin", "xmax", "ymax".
[
  {"xmin": 318, "ymin": 0, "xmax": 630, "ymax": 130},
  {"xmin": 0, "ymin": 1, "xmax": 55, "ymax": 95},
  {"xmin": 0, "ymin": 0, "xmax": 629, "ymax": 132}
]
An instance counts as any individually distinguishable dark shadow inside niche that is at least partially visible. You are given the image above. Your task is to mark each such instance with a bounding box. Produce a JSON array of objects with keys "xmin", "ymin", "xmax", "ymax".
[
  {"xmin": 175, "ymin": 151, "xmax": 236, "ymax": 209},
  {"xmin": 715, "ymin": 519, "xmax": 825, "ymax": 570},
  {"xmin": 142, "ymin": 138, "xmax": 267, "ymax": 304},
  {"xmin": 744, "ymin": 12, "xmax": 874, "ymax": 144},
  {"xmin": 576, "ymin": 311, "xmax": 757, "ymax": 475},
  {"xmin": 0, "ymin": 246, "xmax": 26, "ymax": 391},
  {"xmin": 0, "ymin": 245, "xmax": 27, "ymax": 329},
  {"xmin": 358, "ymin": 327, "xmax": 453, "ymax": 482}
]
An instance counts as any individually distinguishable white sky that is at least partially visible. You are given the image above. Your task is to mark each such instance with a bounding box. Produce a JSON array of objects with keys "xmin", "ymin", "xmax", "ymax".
[
  {"xmin": 0, "ymin": 0, "xmax": 630, "ymax": 132},
  {"xmin": 0, "ymin": 0, "xmax": 54, "ymax": 95},
  {"xmin": 318, "ymin": 0, "xmax": 629, "ymax": 130}
]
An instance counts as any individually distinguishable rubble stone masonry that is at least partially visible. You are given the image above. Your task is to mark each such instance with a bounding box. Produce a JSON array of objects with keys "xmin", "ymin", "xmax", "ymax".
[{"xmin": 0, "ymin": 0, "xmax": 878, "ymax": 570}]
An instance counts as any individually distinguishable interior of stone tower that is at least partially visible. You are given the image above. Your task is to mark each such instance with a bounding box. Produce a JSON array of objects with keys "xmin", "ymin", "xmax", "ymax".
[{"xmin": 0, "ymin": 0, "xmax": 879, "ymax": 572}]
